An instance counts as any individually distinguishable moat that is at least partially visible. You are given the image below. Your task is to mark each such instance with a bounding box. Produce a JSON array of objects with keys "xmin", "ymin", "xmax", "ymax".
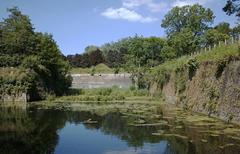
[{"xmin": 0, "ymin": 103, "xmax": 240, "ymax": 154}]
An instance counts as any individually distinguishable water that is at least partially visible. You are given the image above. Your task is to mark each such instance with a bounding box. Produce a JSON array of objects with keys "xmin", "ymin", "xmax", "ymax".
[{"xmin": 0, "ymin": 105, "xmax": 240, "ymax": 154}]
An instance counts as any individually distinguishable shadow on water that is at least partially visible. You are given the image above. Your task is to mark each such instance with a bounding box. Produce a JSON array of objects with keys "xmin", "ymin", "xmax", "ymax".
[{"xmin": 0, "ymin": 105, "xmax": 240, "ymax": 154}]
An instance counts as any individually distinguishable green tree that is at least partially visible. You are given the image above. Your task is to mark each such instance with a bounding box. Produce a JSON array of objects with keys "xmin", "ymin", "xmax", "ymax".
[
  {"xmin": 203, "ymin": 29, "xmax": 230, "ymax": 46},
  {"xmin": 223, "ymin": 0, "xmax": 240, "ymax": 18},
  {"xmin": 88, "ymin": 48, "xmax": 105, "ymax": 66},
  {"xmin": 231, "ymin": 24, "xmax": 240, "ymax": 38},
  {"xmin": 161, "ymin": 4, "xmax": 214, "ymax": 36},
  {"xmin": 167, "ymin": 28, "xmax": 197, "ymax": 56},
  {"xmin": 0, "ymin": 7, "xmax": 35, "ymax": 55},
  {"xmin": 33, "ymin": 33, "xmax": 72, "ymax": 96},
  {"xmin": 142, "ymin": 37, "xmax": 166, "ymax": 67},
  {"xmin": 161, "ymin": 4, "xmax": 215, "ymax": 55},
  {"xmin": 161, "ymin": 45, "xmax": 177, "ymax": 61},
  {"xmin": 84, "ymin": 45, "xmax": 99, "ymax": 54},
  {"xmin": 214, "ymin": 22, "xmax": 232, "ymax": 36},
  {"xmin": 0, "ymin": 7, "xmax": 72, "ymax": 100},
  {"xmin": 101, "ymin": 37, "xmax": 131, "ymax": 67}
]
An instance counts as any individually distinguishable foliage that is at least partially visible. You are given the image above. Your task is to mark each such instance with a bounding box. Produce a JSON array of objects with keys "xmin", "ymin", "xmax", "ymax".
[
  {"xmin": 231, "ymin": 24, "xmax": 240, "ymax": 39},
  {"xmin": 149, "ymin": 66, "xmax": 171, "ymax": 90},
  {"xmin": 204, "ymin": 81, "xmax": 220, "ymax": 117},
  {"xmin": 187, "ymin": 58, "xmax": 198, "ymax": 80},
  {"xmin": 71, "ymin": 63, "xmax": 114, "ymax": 74},
  {"xmin": 0, "ymin": 7, "xmax": 35, "ymax": 56},
  {"xmin": 161, "ymin": 4, "xmax": 214, "ymax": 55},
  {"xmin": 215, "ymin": 59, "xmax": 228, "ymax": 79},
  {"xmin": 56, "ymin": 87, "xmax": 149, "ymax": 102},
  {"xmin": 167, "ymin": 28, "xmax": 197, "ymax": 56},
  {"xmin": 161, "ymin": 4, "xmax": 214, "ymax": 36},
  {"xmin": 203, "ymin": 29, "xmax": 229, "ymax": 46},
  {"xmin": 88, "ymin": 49, "xmax": 105, "ymax": 66},
  {"xmin": 223, "ymin": 0, "xmax": 240, "ymax": 18},
  {"xmin": 90, "ymin": 66, "xmax": 96, "ymax": 76},
  {"xmin": 148, "ymin": 43, "xmax": 239, "ymax": 92},
  {"xmin": 84, "ymin": 45, "xmax": 99, "ymax": 54},
  {"xmin": 67, "ymin": 48, "xmax": 105, "ymax": 68},
  {"xmin": 0, "ymin": 7, "xmax": 72, "ymax": 101},
  {"xmin": 214, "ymin": 22, "xmax": 232, "ymax": 35}
]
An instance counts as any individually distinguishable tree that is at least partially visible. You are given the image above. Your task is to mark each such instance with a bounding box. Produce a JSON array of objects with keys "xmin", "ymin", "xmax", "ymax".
[
  {"xmin": 214, "ymin": 22, "xmax": 232, "ymax": 36},
  {"xmin": 203, "ymin": 29, "xmax": 229, "ymax": 46},
  {"xmin": 0, "ymin": 7, "xmax": 72, "ymax": 100},
  {"xmin": 84, "ymin": 45, "xmax": 99, "ymax": 54},
  {"xmin": 161, "ymin": 45, "xmax": 177, "ymax": 61},
  {"xmin": 161, "ymin": 4, "xmax": 214, "ymax": 36},
  {"xmin": 0, "ymin": 7, "xmax": 35, "ymax": 55},
  {"xmin": 231, "ymin": 24, "xmax": 240, "ymax": 38},
  {"xmin": 167, "ymin": 28, "xmax": 197, "ymax": 56},
  {"xmin": 66, "ymin": 54, "xmax": 82, "ymax": 67},
  {"xmin": 27, "ymin": 33, "xmax": 72, "ymax": 97},
  {"xmin": 223, "ymin": 0, "xmax": 240, "ymax": 18},
  {"xmin": 88, "ymin": 48, "xmax": 105, "ymax": 66},
  {"xmin": 161, "ymin": 4, "xmax": 215, "ymax": 55},
  {"xmin": 142, "ymin": 37, "xmax": 166, "ymax": 67},
  {"xmin": 101, "ymin": 37, "xmax": 131, "ymax": 68},
  {"xmin": 105, "ymin": 49, "xmax": 123, "ymax": 68}
]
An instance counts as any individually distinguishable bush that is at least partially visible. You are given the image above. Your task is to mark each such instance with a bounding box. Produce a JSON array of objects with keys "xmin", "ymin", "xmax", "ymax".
[
  {"xmin": 90, "ymin": 67, "xmax": 96, "ymax": 76},
  {"xmin": 215, "ymin": 59, "xmax": 227, "ymax": 79},
  {"xmin": 187, "ymin": 58, "xmax": 198, "ymax": 80}
]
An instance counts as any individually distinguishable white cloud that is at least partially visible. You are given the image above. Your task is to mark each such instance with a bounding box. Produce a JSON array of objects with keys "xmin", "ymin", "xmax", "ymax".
[
  {"xmin": 101, "ymin": 0, "xmax": 213, "ymax": 23},
  {"xmin": 123, "ymin": 0, "xmax": 151, "ymax": 8},
  {"xmin": 101, "ymin": 7, "xmax": 158, "ymax": 23},
  {"xmin": 172, "ymin": 0, "xmax": 213, "ymax": 7},
  {"xmin": 122, "ymin": 0, "xmax": 167, "ymax": 12}
]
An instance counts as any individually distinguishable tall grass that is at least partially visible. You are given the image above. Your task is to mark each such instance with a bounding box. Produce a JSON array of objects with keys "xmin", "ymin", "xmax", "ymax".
[
  {"xmin": 150, "ymin": 43, "xmax": 240, "ymax": 87},
  {"xmin": 56, "ymin": 86, "xmax": 150, "ymax": 102}
]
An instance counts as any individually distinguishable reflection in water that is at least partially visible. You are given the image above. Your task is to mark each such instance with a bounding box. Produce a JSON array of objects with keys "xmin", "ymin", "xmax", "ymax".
[{"xmin": 0, "ymin": 106, "xmax": 239, "ymax": 154}]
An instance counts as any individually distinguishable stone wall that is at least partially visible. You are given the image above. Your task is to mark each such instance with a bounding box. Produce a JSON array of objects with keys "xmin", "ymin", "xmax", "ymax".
[
  {"xmin": 71, "ymin": 73, "xmax": 132, "ymax": 89},
  {"xmin": 151, "ymin": 60, "xmax": 240, "ymax": 123}
]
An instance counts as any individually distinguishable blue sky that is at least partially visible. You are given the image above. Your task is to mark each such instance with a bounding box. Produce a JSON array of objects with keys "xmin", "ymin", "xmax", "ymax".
[{"xmin": 0, "ymin": 0, "xmax": 238, "ymax": 55}]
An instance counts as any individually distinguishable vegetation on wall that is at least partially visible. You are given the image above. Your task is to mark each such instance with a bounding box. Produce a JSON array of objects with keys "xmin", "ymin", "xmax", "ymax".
[{"xmin": 148, "ymin": 43, "xmax": 240, "ymax": 92}]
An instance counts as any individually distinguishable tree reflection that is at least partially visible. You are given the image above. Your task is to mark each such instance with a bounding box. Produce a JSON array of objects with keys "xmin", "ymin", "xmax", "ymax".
[{"xmin": 0, "ymin": 107, "xmax": 240, "ymax": 154}]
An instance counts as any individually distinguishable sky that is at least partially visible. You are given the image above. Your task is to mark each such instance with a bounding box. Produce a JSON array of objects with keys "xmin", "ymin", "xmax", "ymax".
[{"xmin": 0, "ymin": 0, "xmax": 238, "ymax": 55}]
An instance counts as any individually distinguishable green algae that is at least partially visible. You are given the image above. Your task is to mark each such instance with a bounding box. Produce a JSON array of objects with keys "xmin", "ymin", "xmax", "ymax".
[
  {"xmin": 31, "ymin": 99, "xmax": 240, "ymax": 152},
  {"xmin": 201, "ymin": 139, "xmax": 208, "ymax": 143},
  {"xmin": 83, "ymin": 119, "xmax": 98, "ymax": 124},
  {"xmin": 228, "ymin": 136, "xmax": 240, "ymax": 141},
  {"xmin": 223, "ymin": 128, "xmax": 240, "ymax": 134},
  {"xmin": 152, "ymin": 133, "xmax": 188, "ymax": 140},
  {"xmin": 131, "ymin": 122, "xmax": 168, "ymax": 127},
  {"xmin": 185, "ymin": 115, "xmax": 217, "ymax": 123},
  {"xmin": 218, "ymin": 143, "xmax": 235, "ymax": 149},
  {"xmin": 134, "ymin": 119, "xmax": 146, "ymax": 124},
  {"xmin": 175, "ymin": 126, "xmax": 183, "ymax": 129}
]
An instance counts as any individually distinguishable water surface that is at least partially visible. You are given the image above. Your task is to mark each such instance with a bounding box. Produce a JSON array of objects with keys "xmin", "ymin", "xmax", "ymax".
[{"xmin": 0, "ymin": 105, "xmax": 240, "ymax": 154}]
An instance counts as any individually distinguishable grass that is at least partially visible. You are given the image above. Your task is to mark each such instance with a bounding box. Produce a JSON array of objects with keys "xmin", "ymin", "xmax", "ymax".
[
  {"xmin": 150, "ymin": 43, "xmax": 240, "ymax": 86},
  {"xmin": 70, "ymin": 63, "xmax": 125, "ymax": 74},
  {"xmin": 155, "ymin": 43, "xmax": 239, "ymax": 72},
  {"xmin": 44, "ymin": 87, "xmax": 152, "ymax": 104},
  {"xmin": 195, "ymin": 43, "xmax": 239, "ymax": 63}
]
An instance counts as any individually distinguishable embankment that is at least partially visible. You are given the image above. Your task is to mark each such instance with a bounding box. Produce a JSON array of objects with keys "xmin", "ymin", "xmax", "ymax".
[{"xmin": 150, "ymin": 43, "xmax": 240, "ymax": 123}]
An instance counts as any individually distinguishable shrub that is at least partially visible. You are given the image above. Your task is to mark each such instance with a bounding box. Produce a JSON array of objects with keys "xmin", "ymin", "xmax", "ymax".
[
  {"xmin": 187, "ymin": 58, "xmax": 198, "ymax": 80},
  {"xmin": 215, "ymin": 59, "xmax": 227, "ymax": 79}
]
